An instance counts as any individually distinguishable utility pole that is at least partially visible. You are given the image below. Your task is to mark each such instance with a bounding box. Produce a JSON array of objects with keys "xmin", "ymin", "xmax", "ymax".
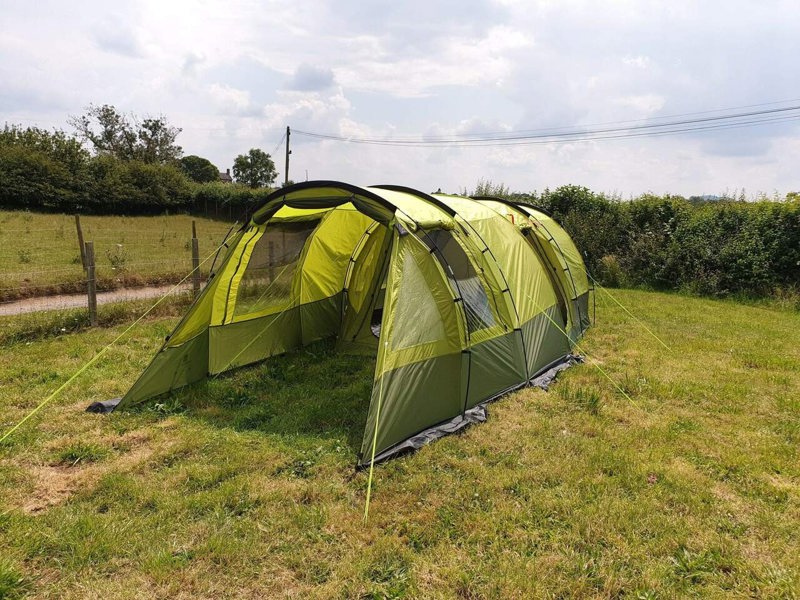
[{"xmin": 284, "ymin": 125, "xmax": 291, "ymax": 186}]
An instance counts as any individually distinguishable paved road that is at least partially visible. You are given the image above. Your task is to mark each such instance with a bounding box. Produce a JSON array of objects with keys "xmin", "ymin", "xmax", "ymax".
[{"xmin": 0, "ymin": 284, "xmax": 193, "ymax": 316}]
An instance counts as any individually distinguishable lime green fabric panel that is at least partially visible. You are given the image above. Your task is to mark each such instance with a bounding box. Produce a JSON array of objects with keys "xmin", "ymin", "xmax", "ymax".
[
  {"xmin": 209, "ymin": 225, "xmax": 263, "ymax": 325},
  {"xmin": 118, "ymin": 331, "xmax": 209, "ymax": 408},
  {"xmin": 433, "ymin": 195, "xmax": 558, "ymax": 323},
  {"xmin": 299, "ymin": 209, "xmax": 373, "ymax": 304},
  {"xmin": 464, "ymin": 215, "xmax": 557, "ymax": 324},
  {"xmin": 360, "ymin": 353, "xmax": 463, "ymax": 461},
  {"xmin": 368, "ymin": 187, "xmax": 455, "ymax": 229},
  {"xmin": 477, "ymin": 199, "xmax": 529, "ymax": 225},
  {"xmin": 378, "ymin": 231, "xmax": 464, "ymax": 374},
  {"xmin": 451, "ymin": 219, "xmax": 517, "ymax": 334},
  {"xmin": 432, "ymin": 193, "xmax": 501, "ymax": 221},
  {"xmin": 524, "ymin": 207, "xmax": 590, "ymax": 296}
]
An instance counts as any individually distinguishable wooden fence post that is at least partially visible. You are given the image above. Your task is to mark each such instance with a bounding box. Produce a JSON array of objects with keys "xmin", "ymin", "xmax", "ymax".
[
  {"xmin": 191, "ymin": 220, "xmax": 201, "ymax": 296},
  {"xmin": 75, "ymin": 215, "xmax": 86, "ymax": 270},
  {"xmin": 85, "ymin": 241, "xmax": 97, "ymax": 326}
]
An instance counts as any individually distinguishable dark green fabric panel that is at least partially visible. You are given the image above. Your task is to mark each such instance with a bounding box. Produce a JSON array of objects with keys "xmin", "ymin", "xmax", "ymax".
[
  {"xmin": 118, "ymin": 331, "xmax": 209, "ymax": 408},
  {"xmin": 521, "ymin": 307, "xmax": 571, "ymax": 376},
  {"xmin": 465, "ymin": 330, "xmax": 527, "ymax": 409},
  {"xmin": 209, "ymin": 308, "xmax": 301, "ymax": 374},
  {"xmin": 577, "ymin": 291, "xmax": 591, "ymax": 331},
  {"xmin": 300, "ymin": 293, "xmax": 342, "ymax": 345},
  {"xmin": 360, "ymin": 353, "xmax": 463, "ymax": 460}
]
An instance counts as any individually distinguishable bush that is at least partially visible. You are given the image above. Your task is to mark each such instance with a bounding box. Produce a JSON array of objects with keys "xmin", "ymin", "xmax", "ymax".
[{"xmin": 528, "ymin": 186, "xmax": 800, "ymax": 300}]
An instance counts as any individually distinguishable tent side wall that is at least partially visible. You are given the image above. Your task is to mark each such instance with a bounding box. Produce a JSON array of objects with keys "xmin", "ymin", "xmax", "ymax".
[{"xmin": 519, "ymin": 206, "xmax": 592, "ymax": 332}]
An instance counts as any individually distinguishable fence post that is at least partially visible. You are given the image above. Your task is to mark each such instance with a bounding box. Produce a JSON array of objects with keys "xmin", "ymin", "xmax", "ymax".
[
  {"xmin": 75, "ymin": 215, "xmax": 86, "ymax": 270},
  {"xmin": 85, "ymin": 241, "xmax": 98, "ymax": 326},
  {"xmin": 191, "ymin": 220, "xmax": 201, "ymax": 296}
]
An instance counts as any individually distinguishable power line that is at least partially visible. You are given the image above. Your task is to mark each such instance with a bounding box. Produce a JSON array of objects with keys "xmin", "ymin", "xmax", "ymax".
[
  {"xmin": 270, "ymin": 130, "xmax": 287, "ymax": 156},
  {"xmin": 293, "ymin": 104, "xmax": 800, "ymax": 147}
]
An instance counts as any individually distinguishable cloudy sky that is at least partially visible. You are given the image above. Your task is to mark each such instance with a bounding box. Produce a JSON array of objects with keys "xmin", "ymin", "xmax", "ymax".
[{"xmin": 2, "ymin": 0, "xmax": 799, "ymax": 196}]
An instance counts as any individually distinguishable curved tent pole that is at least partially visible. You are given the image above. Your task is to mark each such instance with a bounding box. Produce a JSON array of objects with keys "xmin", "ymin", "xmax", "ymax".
[{"xmin": 251, "ymin": 181, "xmax": 398, "ymax": 226}]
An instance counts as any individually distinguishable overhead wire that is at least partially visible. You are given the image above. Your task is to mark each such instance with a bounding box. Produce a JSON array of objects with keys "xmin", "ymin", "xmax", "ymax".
[{"xmin": 293, "ymin": 104, "xmax": 800, "ymax": 147}]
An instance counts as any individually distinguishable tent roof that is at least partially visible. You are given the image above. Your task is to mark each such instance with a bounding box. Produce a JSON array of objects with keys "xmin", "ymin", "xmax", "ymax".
[{"xmin": 250, "ymin": 181, "xmax": 530, "ymax": 231}]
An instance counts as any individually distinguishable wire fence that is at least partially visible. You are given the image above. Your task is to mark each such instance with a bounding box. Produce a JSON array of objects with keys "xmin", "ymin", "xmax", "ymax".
[{"xmin": 0, "ymin": 214, "xmax": 235, "ymax": 319}]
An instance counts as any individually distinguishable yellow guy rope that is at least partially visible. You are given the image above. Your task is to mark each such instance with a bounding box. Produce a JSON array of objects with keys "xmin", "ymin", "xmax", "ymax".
[
  {"xmin": 524, "ymin": 291, "xmax": 638, "ymax": 407},
  {"xmin": 586, "ymin": 273, "xmax": 671, "ymax": 352},
  {"xmin": 0, "ymin": 239, "xmax": 228, "ymax": 445}
]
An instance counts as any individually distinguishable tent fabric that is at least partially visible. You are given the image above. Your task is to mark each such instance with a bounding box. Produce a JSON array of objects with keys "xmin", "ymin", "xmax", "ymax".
[{"xmin": 114, "ymin": 181, "xmax": 591, "ymax": 467}]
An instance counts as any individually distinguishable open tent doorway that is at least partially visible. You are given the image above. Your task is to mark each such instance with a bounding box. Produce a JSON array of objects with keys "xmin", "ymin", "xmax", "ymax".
[{"xmin": 105, "ymin": 182, "xmax": 590, "ymax": 467}]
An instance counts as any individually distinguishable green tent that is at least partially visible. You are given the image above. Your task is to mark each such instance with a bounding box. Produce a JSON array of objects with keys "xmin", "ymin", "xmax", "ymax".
[{"xmin": 109, "ymin": 181, "xmax": 591, "ymax": 466}]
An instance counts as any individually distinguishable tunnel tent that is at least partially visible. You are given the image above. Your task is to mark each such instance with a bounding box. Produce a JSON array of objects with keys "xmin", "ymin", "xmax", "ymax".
[{"xmin": 104, "ymin": 181, "xmax": 591, "ymax": 467}]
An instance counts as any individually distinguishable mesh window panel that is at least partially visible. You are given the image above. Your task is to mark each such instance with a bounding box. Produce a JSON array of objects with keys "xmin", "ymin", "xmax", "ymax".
[
  {"xmin": 424, "ymin": 229, "xmax": 495, "ymax": 334},
  {"xmin": 390, "ymin": 249, "xmax": 446, "ymax": 350},
  {"xmin": 233, "ymin": 220, "xmax": 320, "ymax": 318}
]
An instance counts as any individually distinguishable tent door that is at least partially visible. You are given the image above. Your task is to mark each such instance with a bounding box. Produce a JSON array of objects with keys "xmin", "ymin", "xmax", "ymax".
[{"xmin": 337, "ymin": 224, "xmax": 393, "ymax": 354}]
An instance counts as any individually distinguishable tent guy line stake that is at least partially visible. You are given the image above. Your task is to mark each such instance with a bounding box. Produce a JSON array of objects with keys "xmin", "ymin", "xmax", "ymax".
[
  {"xmin": 0, "ymin": 240, "xmax": 229, "ymax": 445},
  {"xmin": 524, "ymin": 294, "xmax": 638, "ymax": 407},
  {"xmin": 585, "ymin": 273, "xmax": 671, "ymax": 352},
  {"xmin": 364, "ymin": 340, "xmax": 389, "ymax": 523}
]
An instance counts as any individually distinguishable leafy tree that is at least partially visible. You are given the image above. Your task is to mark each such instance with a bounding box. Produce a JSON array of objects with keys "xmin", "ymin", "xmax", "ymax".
[
  {"xmin": 232, "ymin": 148, "xmax": 277, "ymax": 188},
  {"xmin": 69, "ymin": 104, "xmax": 183, "ymax": 164},
  {"xmin": 0, "ymin": 125, "xmax": 90, "ymax": 210},
  {"xmin": 180, "ymin": 155, "xmax": 219, "ymax": 183}
]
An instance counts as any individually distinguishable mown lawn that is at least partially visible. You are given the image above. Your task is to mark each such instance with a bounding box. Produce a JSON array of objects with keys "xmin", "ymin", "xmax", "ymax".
[
  {"xmin": 0, "ymin": 211, "xmax": 234, "ymax": 302},
  {"xmin": 0, "ymin": 289, "xmax": 798, "ymax": 598}
]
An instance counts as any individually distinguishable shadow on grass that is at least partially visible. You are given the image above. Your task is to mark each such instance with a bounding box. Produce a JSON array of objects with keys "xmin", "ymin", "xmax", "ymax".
[{"xmin": 153, "ymin": 337, "xmax": 376, "ymax": 453}]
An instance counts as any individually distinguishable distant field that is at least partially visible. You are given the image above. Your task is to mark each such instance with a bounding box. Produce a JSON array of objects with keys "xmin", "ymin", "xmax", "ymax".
[
  {"xmin": 0, "ymin": 289, "xmax": 798, "ymax": 598},
  {"xmin": 0, "ymin": 211, "xmax": 235, "ymax": 302}
]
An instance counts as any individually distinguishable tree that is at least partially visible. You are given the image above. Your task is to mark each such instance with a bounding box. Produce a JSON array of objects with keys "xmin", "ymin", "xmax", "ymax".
[
  {"xmin": 0, "ymin": 125, "xmax": 91, "ymax": 211},
  {"xmin": 180, "ymin": 155, "xmax": 219, "ymax": 183},
  {"xmin": 232, "ymin": 148, "xmax": 277, "ymax": 188},
  {"xmin": 70, "ymin": 104, "xmax": 183, "ymax": 164}
]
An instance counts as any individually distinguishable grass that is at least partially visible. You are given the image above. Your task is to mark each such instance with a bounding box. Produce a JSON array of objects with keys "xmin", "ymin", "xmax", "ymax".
[
  {"xmin": 0, "ymin": 288, "xmax": 798, "ymax": 598},
  {"xmin": 0, "ymin": 210, "xmax": 234, "ymax": 302}
]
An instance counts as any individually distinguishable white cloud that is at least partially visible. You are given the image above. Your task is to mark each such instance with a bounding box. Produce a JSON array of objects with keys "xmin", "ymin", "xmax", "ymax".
[
  {"xmin": 615, "ymin": 94, "xmax": 665, "ymax": 114},
  {"xmin": 1, "ymin": 0, "xmax": 799, "ymax": 195}
]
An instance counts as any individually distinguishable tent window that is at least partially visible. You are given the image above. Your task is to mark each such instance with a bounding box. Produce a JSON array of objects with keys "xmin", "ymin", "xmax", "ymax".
[
  {"xmin": 423, "ymin": 229, "xmax": 495, "ymax": 334},
  {"xmin": 390, "ymin": 249, "xmax": 447, "ymax": 350},
  {"xmin": 233, "ymin": 220, "xmax": 320, "ymax": 318}
]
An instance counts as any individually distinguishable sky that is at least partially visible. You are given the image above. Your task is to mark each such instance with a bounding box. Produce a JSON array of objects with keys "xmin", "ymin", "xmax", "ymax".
[{"xmin": 1, "ymin": 0, "xmax": 799, "ymax": 197}]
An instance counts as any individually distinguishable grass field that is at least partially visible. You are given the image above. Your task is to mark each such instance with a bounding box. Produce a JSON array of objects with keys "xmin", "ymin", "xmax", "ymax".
[
  {"xmin": 0, "ymin": 211, "xmax": 234, "ymax": 302},
  {"xmin": 0, "ymin": 289, "xmax": 798, "ymax": 598}
]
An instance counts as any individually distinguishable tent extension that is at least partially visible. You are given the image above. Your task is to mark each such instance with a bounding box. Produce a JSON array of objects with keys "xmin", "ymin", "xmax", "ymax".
[{"xmin": 109, "ymin": 182, "xmax": 591, "ymax": 466}]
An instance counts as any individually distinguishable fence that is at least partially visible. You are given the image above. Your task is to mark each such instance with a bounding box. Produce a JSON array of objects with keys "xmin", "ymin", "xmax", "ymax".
[{"xmin": 0, "ymin": 214, "xmax": 233, "ymax": 321}]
